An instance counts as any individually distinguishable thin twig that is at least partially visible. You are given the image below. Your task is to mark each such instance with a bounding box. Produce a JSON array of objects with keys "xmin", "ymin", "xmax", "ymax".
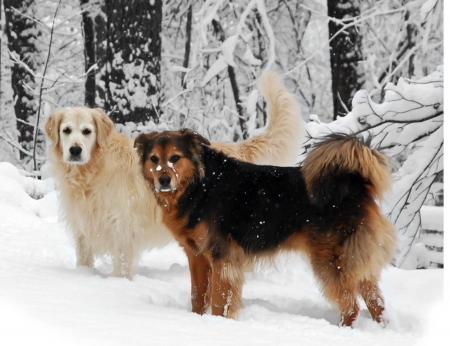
[{"xmin": 32, "ymin": 0, "xmax": 62, "ymax": 171}]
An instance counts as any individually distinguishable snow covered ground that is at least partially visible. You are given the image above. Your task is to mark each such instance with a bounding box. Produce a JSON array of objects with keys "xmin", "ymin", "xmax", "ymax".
[{"xmin": 0, "ymin": 162, "xmax": 447, "ymax": 346}]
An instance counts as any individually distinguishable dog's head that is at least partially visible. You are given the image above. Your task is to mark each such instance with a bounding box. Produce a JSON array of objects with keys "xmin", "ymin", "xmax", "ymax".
[
  {"xmin": 45, "ymin": 107, "xmax": 114, "ymax": 165},
  {"xmin": 134, "ymin": 129, "xmax": 210, "ymax": 199}
]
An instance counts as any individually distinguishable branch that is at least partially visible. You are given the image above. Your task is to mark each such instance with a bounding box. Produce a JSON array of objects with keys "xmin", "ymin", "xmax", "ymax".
[
  {"xmin": 0, "ymin": 134, "xmax": 46, "ymax": 161},
  {"xmin": 32, "ymin": 0, "xmax": 62, "ymax": 171}
]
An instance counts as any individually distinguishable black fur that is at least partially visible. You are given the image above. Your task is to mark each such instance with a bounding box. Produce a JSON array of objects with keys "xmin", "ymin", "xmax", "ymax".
[{"xmin": 178, "ymin": 145, "xmax": 372, "ymax": 258}]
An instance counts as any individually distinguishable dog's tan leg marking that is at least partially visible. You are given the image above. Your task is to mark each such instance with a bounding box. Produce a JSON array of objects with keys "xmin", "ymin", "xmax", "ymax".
[
  {"xmin": 359, "ymin": 280, "xmax": 387, "ymax": 325},
  {"xmin": 211, "ymin": 259, "xmax": 244, "ymax": 319},
  {"xmin": 76, "ymin": 235, "xmax": 94, "ymax": 268},
  {"xmin": 185, "ymin": 247, "xmax": 212, "ymax": 315}
]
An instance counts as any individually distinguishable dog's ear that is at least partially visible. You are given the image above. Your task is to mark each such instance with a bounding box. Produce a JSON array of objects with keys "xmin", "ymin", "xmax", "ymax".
[
  {"xmin": 134, "ymin": 132, "xmax": 159, "ymax": 149},
  {"xmin": 134, "ymin": 132, "xmax": 159, "ymax": 161},
  {"xmin": 180, "ymin": 128, "xmax": 211, "ymax": 147},
  {"xmin": 45, "ymin": 108, "xmax": 65, "ymax": 148},
  {"xmin": 92, "ymin": 108, "xmax": 114, "ymax": 148}
]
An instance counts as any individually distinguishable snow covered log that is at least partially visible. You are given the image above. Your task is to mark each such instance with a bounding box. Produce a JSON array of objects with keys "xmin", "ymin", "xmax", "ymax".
[{"xmin": 298, "ymin": 66, "xmax": 443, "ymax": 269}]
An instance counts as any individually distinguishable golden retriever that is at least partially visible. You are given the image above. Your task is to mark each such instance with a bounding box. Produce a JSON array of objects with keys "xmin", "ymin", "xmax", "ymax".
[{"xmin": 44, "ymin": 72, "xmax": 305, "ymax": 277}]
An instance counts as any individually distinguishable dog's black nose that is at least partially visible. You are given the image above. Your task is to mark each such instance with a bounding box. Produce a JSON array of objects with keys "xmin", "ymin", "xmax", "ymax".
[
  {"xmin": 159, "ymin": 175, "xmax": 171, "ymax": 188},
  {"xmin": 69, "ymin": 146, "xmax": 82, "ymax": 157}
]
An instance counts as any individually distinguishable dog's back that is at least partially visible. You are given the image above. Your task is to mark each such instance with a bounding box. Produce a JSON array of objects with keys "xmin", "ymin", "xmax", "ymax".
[{"xmin": 180, "ymin": 135, "xmax": 395, "ymax": 259}]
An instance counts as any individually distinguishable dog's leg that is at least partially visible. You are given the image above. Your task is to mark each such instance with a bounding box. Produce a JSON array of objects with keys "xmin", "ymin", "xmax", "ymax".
[
  {"xmin": 185, "ymin": 248, "xmax": 212, "ymax": 315},
  {"xmin": 113, "ymin": 250, "xmax": 133, "ymax": 278},
  {"xmin": 339, "ymin": 295, "xmax": 359, "ymax": 327},
  {"xmin": 211, "ymin": 259, "xmax": 244, "ymax": 319},
  {"xmin": 76, "ymin": 235, "xmax": 93, "ymax": 268},
  {"xmin": 359, "ymin": 279, "xmax": 388, "ymax": 326},
  {"xmin": 312, "ymin": 261, "xmax": 360, "ymax": 327},
  {"xmin": 324, "ymin": 282, "xmax": 359, "ymax": 327}
]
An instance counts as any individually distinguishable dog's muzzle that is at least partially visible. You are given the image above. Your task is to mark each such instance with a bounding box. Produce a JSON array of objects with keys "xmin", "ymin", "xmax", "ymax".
[{"xmin": 158, "ymin": 175, "xmax": 173, "ymax": 192}]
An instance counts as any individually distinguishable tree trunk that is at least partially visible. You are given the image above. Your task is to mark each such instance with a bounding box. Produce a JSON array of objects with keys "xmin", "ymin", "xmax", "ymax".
[
  {"xmin": 80, "ymin": 0, "xmax": 96, "ymax": 107},
  {"xmin": 104, "ymin": 0, "xmax": 163, "ymax": 124},
  {"xmin": 3, "ymin": 0, "xmax": 38, "ymax": 157},
  {"xmin": 94, "ymin": 2, "xmax": 107, "ymax": 109},
  {"xmin": 212, "ymin": 19, "xmax": 247, "ymax": 139},
  {"xmin": 327, "ymin": 0, "xmax": 364, "ymax": 119},
  {"xmin": 181, "ymin": 4, "xmax": 193, "ymax": 89}
]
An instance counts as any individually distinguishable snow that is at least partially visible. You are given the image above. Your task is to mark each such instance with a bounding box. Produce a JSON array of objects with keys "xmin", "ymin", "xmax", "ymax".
[
  {"xmin": 243, "ymin": 45, "xmax": 262, "ymax": 66},
  {"xmin": 421, "ymin": 205, "xmax": 443, "ymax": 231},
  {"xmin": 420, "ymin": 0, "xmax": 439, "ymax": 22},
  {"xmin": 0, "ymin": 162, "xmax": 447, "ymax": 345},
  {"xmin": 200, "ymin": 55, "xmax": 229, "ymax": 87}
]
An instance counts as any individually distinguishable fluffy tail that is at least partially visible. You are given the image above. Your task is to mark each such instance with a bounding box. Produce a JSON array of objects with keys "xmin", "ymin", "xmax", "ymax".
[
  {"xmin": 256, "ymin": 72, "xmax": 305, "ymax": 166},
  {"xmin": 302, "ymin": 134, "xmax": 391, "ymax": 210},
  {"xmin": 212, "ymin": 72, "xmax": 305, "ymax": 166}
]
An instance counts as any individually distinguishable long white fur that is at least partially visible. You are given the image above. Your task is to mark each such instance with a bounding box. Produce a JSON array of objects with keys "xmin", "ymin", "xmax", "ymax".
[{"xmin": 45, "ymin": 72, "xmax": 304, "ymax": 277}]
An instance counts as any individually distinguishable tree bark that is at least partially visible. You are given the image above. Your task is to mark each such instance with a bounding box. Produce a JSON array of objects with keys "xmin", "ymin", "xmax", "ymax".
[
  {"xmin": 104, "ymin": 0, "xmax": 163, "ymax": 124},
  {"xmin": 80, "ymin": 0, "xmax": 96, "ymax": 107},
  {"xmin": 3, "ymin": 0, "xmax": 38, "ymax": 156},
  {"xmin": 327, "ymin": 0, "xmax": 364, "ymax": 119},
  {"xmin": 181, "ymin": 4, "xmax": 192, "ymax": 89}
]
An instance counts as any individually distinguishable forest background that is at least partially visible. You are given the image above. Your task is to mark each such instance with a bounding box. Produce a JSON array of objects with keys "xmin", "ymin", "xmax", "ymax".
[{"xmin": 0, "ymin": 0, "xmax": 444, "ymax": 268}]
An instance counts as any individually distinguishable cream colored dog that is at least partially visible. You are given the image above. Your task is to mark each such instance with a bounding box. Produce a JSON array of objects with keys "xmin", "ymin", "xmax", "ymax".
[{"xmin": 45, "ymin": 72, "xmax": 305, "ymax": 277}]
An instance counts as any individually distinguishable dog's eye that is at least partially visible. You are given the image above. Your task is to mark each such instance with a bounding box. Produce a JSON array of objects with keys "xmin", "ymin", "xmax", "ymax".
[
  {"xmin": 150, "ymin": 155, "xmax": 159, "ymax": 164},
  {"xmin": 82, "ymin": 128, "xmax": 92, "ymax": 135},
  {"xmin": 62, "ymin": 127, "xmax": 71, "ymax": 134},
  {"xmin": 170, "ymin": 155, "xmax": 180, "ymax": 163}
]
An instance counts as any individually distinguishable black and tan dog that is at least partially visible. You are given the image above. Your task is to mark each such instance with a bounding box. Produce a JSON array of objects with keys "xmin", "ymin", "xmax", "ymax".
[{"xmin": 134, "ymin": 130, "xmax": 397, "ymax": 327}]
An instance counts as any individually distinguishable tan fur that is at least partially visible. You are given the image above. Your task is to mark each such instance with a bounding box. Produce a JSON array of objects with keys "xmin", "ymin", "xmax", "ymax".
[
  {"xmin": 303, "ymin": 137, "xmax": 391, "ymax": 203},
  {"xmin": 211, "ymin": 72, "xmax": 305, "ymax": 166},
  {"xmin": 45, "ymin": 73, "xmax": 304, "ymax": 277}
]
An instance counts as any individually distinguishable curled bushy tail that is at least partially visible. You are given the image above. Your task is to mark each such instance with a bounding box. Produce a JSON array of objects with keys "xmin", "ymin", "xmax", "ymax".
[
  {"xmin": 302, "ymin": 134, "xmax": 391, "ymax": 209},
  {"xmin": 256, "ymin": 72, "xmax": 305, "ymax": 166},
  {"xmin": 211, "ymin": 72, "xmax": 304, "ymax": 166}
]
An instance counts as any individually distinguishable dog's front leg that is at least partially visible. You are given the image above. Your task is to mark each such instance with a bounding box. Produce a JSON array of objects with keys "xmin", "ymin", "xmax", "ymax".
[
  {"xmin": 112, "ymin": 249, "xmax": 134, "ymax": 278},
  {"xmin": 76, "ymin": 234, "xmax": 94, "ymax": 268},
  {"xmin": 211, "ymin": 259, "xmax": 244, "ymax": 319},
  {"xmin": 185, "ymin": 248, "xmax": 212, "ymax": 315}
]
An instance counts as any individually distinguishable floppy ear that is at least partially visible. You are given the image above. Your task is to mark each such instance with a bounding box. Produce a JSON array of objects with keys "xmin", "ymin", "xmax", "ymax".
[
  {"xmin": 92, "ymin": 108, "xmax": 114, "ymax": 148},
  {"xmin": 134, "ymin": 132, "xmax": 159, "ymax": 162},
  {"xmin": 45, "ymin": 108, "xmax": 65, "ymax": 148},
  {"xmin": 180, "ymin": 128, "xmax": 211, "ymax": 147}
]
